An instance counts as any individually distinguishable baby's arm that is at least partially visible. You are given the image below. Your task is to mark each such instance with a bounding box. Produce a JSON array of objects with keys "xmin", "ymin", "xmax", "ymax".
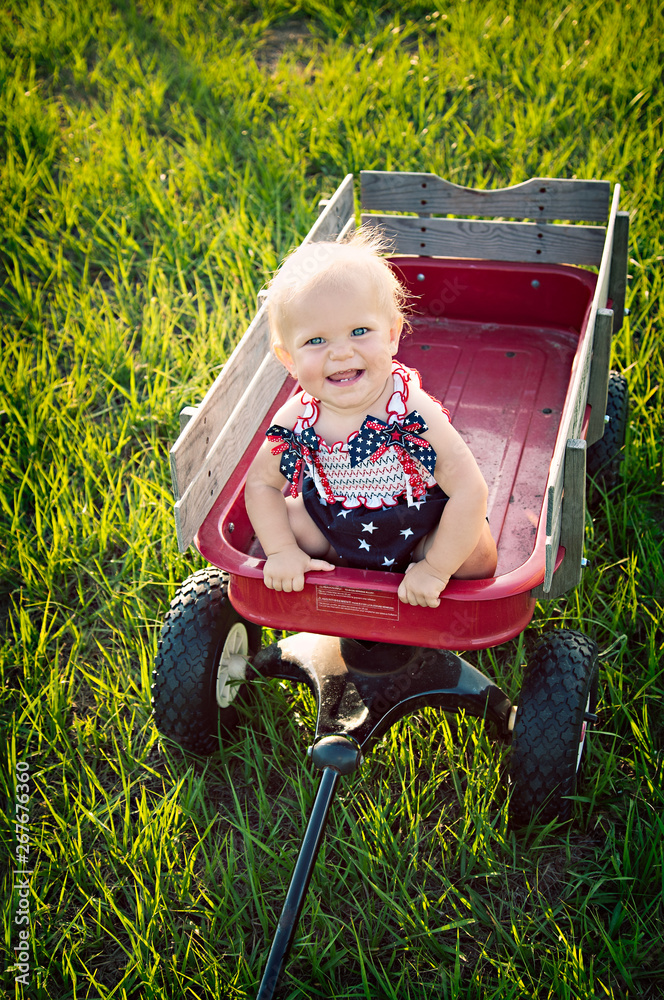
[
  {"xmin": 244, "ymin": 408, "xmax": 335, "ymax": 593},
  {"xmin": 397, "ymin": 392, "xmax": 491, "ymax": 608}
]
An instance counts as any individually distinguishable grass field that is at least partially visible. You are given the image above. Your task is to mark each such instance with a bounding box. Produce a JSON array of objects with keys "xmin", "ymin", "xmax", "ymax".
[{"xmin": 1, "ymin": 0, "xmax": 663, "ymax": 997}]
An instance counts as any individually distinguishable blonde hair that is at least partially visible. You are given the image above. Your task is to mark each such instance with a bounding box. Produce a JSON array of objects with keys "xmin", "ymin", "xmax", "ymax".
[{"xmin": 266, "ymin": 227, "xmax": 408, "ymax": 348}]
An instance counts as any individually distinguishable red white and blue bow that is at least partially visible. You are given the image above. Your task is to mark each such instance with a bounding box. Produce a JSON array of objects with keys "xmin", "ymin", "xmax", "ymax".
[
  {"xmin": 348, "ymin": 410, "xmax": 436, "ymax": 500},
  {"xmin": 266, "ymin": 424, "xmax": 336, "ymax": 503}
]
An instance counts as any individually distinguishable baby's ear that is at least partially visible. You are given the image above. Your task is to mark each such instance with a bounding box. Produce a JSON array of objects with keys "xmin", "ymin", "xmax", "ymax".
[
  {"xmin": 273, "ymin": 342, "xmax": 297, "ymax": 377},
  {"xmin": 389, "ymin": 313, "xmax": 404, "ymax": 355}
]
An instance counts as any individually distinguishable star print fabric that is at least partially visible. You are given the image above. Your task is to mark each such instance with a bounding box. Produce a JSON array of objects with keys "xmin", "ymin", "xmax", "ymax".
[
  {"xmin": 302, "ymin": 478, "xmax": 449, "ymax": 572},
  {"xmin": 348, "ymin": 410, "xmax": 437, "ymax": 502},
  {"xmin": 348, "ymin": 410, "xmax": 435, "ymax": 474}
]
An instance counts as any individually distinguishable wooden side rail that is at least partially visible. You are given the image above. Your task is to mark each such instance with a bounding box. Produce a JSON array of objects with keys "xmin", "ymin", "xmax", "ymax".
[
  {"xmin": 585, "ymin": 308, "xmax": 615, "ymax": 447},
  {"xmin": 608, "ymin": 211, "xmax": 630, "ymax": 332},
  {"xmin": 171, "ymin": 173, "xmax": 356, "ymax": 552},
  {"xmin": 532, "ymin": 184, "xmax": 621, "ymax": 599},
  {"xmin": 360, "ymin": 172, "xmax": 611, "ymax": 222}
]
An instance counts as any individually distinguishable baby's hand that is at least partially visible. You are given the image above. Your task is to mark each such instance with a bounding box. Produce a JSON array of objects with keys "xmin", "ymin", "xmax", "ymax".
[
  {"xmin": 397, "ymin": 559, "xmax": 450, "ymax": 608},
  {"xmin": 263, "ymin": 545, "xmax": 335, "ymax": 593}
]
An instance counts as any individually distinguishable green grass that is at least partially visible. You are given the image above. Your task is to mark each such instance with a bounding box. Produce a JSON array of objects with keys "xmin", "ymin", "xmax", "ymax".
[{"xmin": 1, "ymin": 0, "xmax": 663, "ymax": 996}]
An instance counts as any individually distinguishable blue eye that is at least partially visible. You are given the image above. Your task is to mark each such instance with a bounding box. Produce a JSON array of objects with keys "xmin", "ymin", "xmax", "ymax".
[
  {"xmin": 306, "ymin": 336, "xmax": 325, "ymax": 346},
  {"xmin": 351, "ymin": 327, "xmax": 368, "ymax": 337}
]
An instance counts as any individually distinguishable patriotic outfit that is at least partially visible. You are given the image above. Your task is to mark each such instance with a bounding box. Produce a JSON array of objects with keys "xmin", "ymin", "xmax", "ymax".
[{"xmin": 266, "ymin": 361, "xmax": 451, "ymax": 572}]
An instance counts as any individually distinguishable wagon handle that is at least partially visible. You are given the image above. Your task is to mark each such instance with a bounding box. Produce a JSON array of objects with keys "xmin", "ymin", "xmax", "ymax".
[{"xmin": 256, "ymin": 737, "xmax": 362, "ymax": 1000}]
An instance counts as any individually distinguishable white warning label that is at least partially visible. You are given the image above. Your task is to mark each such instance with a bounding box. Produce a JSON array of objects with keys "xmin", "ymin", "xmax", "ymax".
[{"xmin": 316, "ymin": 585, "xmax": 400, "ymax": 620}]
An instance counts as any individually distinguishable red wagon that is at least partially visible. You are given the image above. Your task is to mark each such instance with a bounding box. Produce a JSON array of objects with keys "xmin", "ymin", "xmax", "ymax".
[{"xmin": 152, "ymin": 172, "xmax": 629, "ymax": 997}]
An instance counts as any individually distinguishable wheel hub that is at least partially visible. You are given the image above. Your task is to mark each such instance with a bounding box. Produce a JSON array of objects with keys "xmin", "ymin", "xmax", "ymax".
[{"xmin": 216, "ymin": 623, "xmax": 249, "ymax": 709}]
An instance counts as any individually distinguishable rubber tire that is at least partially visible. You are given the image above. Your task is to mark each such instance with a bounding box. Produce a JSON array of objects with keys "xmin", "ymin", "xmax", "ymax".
[
  {"xmin": 587, "ymin": 371, "xmax": 629, "ymax": 490},
  {"xmin": 151, "ymin": 568, "xmax": 262, "ymax": 754},
  {"xmin": 510, "ymin": 630, "xmax": 599, "ymax": 825}
]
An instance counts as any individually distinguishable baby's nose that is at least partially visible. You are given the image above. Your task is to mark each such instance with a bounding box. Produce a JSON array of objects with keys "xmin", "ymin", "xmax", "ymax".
[{"xmin": 329, "ymin": 338, "xmax": 354, "ymax": 359}]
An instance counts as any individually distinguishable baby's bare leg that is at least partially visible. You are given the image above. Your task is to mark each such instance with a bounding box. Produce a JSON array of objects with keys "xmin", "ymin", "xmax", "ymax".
[
  {"xmin": 285, "ymin": 494, "xmax": 338, "ymax": 562},
  {"xmin": 412, "ymin": 520, "xmax": 497, "ymax": 579},
  {"xmin": 453, "ymin": 521, "xmax": 498, "ymax": 579}
]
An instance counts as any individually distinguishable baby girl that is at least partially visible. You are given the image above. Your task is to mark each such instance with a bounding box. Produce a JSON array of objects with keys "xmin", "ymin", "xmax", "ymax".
[{"xmin": 244, "ymin": 230, "xmax": 497, "ymax": 608}]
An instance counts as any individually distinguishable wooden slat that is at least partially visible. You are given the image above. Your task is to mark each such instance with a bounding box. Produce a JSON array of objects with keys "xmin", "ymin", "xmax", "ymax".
[
  {"xmin": 533, "ymin": 184, "xmax": 620, "ymax": 596},
  {"xmin": 586, "ymin": 309, "xmax": 614, "ymax": 446},
  {"xmin": 360, "ymin": 214, "xmax": 606, "ymax": 266},
  {"xmin": 361, "ymin": 172, "xmax": 611, "ymax": 222},
  {"xmin": 532, "ymin": 440, "xmax": 587, "ymax": 601},
  {"xmin": 592, "ymin": 186, "xmax": 620, "ymax": 312},
  {"xmin": 174, "ymin": 352, "xmax": 288, "ymax": 552},
  {"xmin": 178, "ymin": 405, "xmax": 198, "ymax": 433},
  {"xmin": 608, "ymin": 211, "xmax": 629, "ymax": 332},
  {"xmin": 336, "ymin": 214, "xmax": 356, "ymax": 242}
]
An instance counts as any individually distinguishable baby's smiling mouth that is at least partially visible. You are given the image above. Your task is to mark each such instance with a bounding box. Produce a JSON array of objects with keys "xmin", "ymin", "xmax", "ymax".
[{"xmin": 327, "ymin": 369, "xmax": 363, "ymax": 383}]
